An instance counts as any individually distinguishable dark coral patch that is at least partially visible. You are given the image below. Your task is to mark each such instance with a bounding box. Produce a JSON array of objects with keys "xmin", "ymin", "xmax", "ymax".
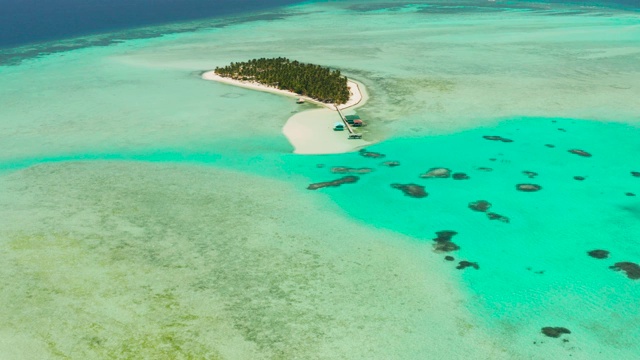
[
  {"xmin": 316, "ymin": 164, "xmax": 325, "ymax": 168},
  {"xmin": 587, "ymin": 250, "xmax": 609, "ymax": 259},
  {"xmin": 434, "ymin": 231, "xmax": 458, "ymax": 242},
  {"xmin": 523, "ymin": 171, "xmax": 538, "ymax": 179},
  {"xmin": 476, "ymin": 167, "xmax": 493, "ymax": 172},
  {"xmin": 359, "ymin": 149, "xmax": 385, "ymax": 158},
  {"xmin": 632, "ymin": 171, "xmax": 640, "ymax": 178},
  {"xmin": 545, "ymin": 144, "xmax": 555, "ymax": 148},
  {"xmin": 444, "ymin": 256, "xmax": 455, "ymax": 261},
  {"xmin": 558, "ymin": 128, "xmax": 566, "ymax": 132},
  {"xmin": 456, "ymin": 261, "xmax": 479, "ymax": 270},
  {"xmin": 452, "ymin": 173, "xmax": 470, "ymax": 180},
  {"xmin": 626, "ymin": 192, "xmax": 636, "ymax": 197},
  {"xmin": 574, "ymin": 176, "xmax": 586, "ymax": 181},
  {"xmin": 469, "ymin": 200, "xmax": 491, "ymax": 212},
  {"xmin": 434, "ymin": 241, "xmax": 460, "ymax": 253},
  {"xmin": 517, "ymin": 184, "xmax": 542, "ymax": 192},
  {"xmin": 391, "ymin": 183, "xmax": 428, "ymax": 198},
  {"xmin": 483, "ymin": 135, "xmax": 513, "ymax": 143},
  {"xmin": 568, "ymin": 149, "xmax": 592, "ymax": 157},
  {"xmin": 420, "ymin": 167, "xmax": 451, "ymax": 178},
  {"xmin": 542, "ymin": 327, "xmax": 571, "ymax": 338},
  {"xmin": 330, "ymin": 167, "xmax": 373, "ymax": 174},
  {"xmin": 307, "ymin": 176, "xmax": 359, "ymax": 190},
  {"xmin": 487, "ymin": 212, "xmax": 510, "ymax": 223},
  {"xmin": 610, "ymin": 262, "xmax": 640, "ymax": 280},
  {"xmin": 483, "ymin": 135, "xmax": 502, "ymax": 141},
  {"xmin": 381, "ymin": 161, "xmax": 400, "ymax": 167},
  {"xmin": 432, "ymin": 231, "xmax": 459, "ymax": 253}
]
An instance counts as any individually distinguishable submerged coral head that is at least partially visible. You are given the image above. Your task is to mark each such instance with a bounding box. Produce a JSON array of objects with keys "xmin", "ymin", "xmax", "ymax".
[{"xmin": 390, "ymin": 183, "xmax": 428, "ymax": 198}]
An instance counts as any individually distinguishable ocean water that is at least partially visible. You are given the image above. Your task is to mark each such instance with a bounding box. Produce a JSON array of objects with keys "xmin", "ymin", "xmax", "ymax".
[
  {"xmin": 0, "ymin": 0, "xmax": 306, "ymax": 49},
  {"xmin": 0, "ymin": 0, "xmax": 639, "ymax": 358}
]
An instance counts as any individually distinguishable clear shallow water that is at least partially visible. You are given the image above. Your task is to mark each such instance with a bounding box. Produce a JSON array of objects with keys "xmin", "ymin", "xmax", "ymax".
[
  {"xmin": 295, "ymin": 117, "xmax": 640, "ymax": 358},
  {"xmin": 1, "ymin": 0, "xmax": 640, "ymax": 358},
  {"xmin": 2, "ymin": 117, "xmax": 638, "ymax": 358}
]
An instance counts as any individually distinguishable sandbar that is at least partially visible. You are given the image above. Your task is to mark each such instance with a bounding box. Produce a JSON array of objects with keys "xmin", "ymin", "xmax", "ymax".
[{"xmin": 202, "ymin": 70, "xmax": 370, "ymax": 154}]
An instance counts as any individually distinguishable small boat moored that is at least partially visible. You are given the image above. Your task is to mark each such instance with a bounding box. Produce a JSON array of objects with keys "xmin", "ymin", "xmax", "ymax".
[
  {"xmin": 348, "ymin": 133, "xmax": 362, "ymax": 139},
  {"xmin": 333, "ymin": 122, "xmax": 345, "ymax": 131},
  {"xmin": 296, "ymin": 97, "xmax": 305, "ymax": 104}
]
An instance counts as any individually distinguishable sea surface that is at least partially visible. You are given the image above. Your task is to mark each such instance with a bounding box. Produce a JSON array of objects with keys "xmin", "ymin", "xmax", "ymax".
[
  {"xmin": 0, "ymin": 0, "xmax": 306, "ymax": 49},
  {"xmin": 0, "ymin": 0, "xmax": 639, "ymax": 359}
]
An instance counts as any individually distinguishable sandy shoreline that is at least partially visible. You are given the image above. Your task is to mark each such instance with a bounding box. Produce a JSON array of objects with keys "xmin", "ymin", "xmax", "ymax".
[
  {"xmin": 201, "ymin": 71, "xmax": 364, "ymax": 111},
  {"xmin": 202, "ymin": 70, "xmax": 370, "ymax": 154}
]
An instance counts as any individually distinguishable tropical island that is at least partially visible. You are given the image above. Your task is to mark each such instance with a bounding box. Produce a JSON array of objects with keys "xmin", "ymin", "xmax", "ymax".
[
  {"xmin": 202, "ymin": 59, "xmax": 369, "ymax": 155},
  {"xmin": 214, "ymin": 57, "xmax": 350, "ymax": 104}
]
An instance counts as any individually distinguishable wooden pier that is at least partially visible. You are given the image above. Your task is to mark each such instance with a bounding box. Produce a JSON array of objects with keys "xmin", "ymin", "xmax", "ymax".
[{"xmin": 335, "ymin": 106, "xmax": 355, "ymax": 134}]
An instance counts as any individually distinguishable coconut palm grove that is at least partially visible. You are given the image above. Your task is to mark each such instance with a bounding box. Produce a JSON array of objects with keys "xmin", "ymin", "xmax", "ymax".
[{"xmin": 214, "ymin": 57, "xmax": 350, "ymax": 104}]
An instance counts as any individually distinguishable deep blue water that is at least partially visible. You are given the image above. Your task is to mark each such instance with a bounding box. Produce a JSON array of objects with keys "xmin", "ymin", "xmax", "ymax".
[
  {"xmin": 2, "ymin": 0, "xmax": 638, "ymax": 50},
  {"xmin": 0, "ymin": 0, "xmax": 306, "ymax": 49}
]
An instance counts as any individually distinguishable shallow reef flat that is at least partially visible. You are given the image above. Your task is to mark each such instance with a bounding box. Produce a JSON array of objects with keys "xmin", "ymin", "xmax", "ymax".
[
  {"xmin": 0, "ymin": 161, "xmax": 512, "ymax": 359},
  {"xmin": 310, "ymin": 116, "xmax": 640, "ymax": 359},
  {"xmin": 0, "ymin": 1, "xmax": 639, "ymax": 359}
]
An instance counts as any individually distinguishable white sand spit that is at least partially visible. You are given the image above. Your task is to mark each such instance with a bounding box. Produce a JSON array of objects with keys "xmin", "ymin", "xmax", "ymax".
[{"xmin": 202, "ymin": 70, "xmax": 370, "ymax": 154}]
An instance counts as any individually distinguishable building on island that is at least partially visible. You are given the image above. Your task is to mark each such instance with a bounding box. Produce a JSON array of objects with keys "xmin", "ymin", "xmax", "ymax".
[{"xmin": 345, "ymin": 115, "xmax": 360, "ymax": 125}]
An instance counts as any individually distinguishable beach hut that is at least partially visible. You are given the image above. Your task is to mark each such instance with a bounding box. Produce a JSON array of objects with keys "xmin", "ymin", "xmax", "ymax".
[
  {"xmin": 353, "ymin": 119, "xmax": 364, "ymax": 127},
  {"xmin": 333, "ymin": 122, "xmax": 345, "ymax": 131},
  {"xmin": 345, "ymin": 115, "xmax": 360, "ymax": 124}
]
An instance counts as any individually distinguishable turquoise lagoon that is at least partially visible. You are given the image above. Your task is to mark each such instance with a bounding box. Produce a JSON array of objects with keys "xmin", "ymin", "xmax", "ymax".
[{"xmin": 1, "ymin": 1, "xmax": 639, "ymax": 359}]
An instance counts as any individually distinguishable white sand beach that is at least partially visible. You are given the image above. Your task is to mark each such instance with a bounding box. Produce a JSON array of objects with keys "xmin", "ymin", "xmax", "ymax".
[
  {"xmin": 282, "ymin": 108, "xmax": 369, "ymax": 154},
  {"xmin": 202, "ymin": 70, "xmax": 370, "ymax": 154},
  {"xmin": 201, "ymin": 71, "xmax": 364, "ymax": 111}
]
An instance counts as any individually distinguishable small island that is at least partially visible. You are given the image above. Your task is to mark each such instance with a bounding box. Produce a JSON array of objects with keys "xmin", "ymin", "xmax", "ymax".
[
  {"xmin": 202, "ymin": 58, "xmax": 368, "ymax": 154},
  {"xmin": 215, "ymin": 57, "xmax": 350, "ymax": 104}
]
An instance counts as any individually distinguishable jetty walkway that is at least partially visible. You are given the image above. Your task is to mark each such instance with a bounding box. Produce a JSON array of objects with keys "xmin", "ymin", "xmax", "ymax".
[{"xmin": 335, "ymin": 106, "xmax": 355, "ymax": 134}]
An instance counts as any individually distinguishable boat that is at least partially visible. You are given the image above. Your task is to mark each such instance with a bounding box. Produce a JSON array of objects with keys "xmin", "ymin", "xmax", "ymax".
[
  {"xmin": 296, "ymin": 97, "xmax": 305, "ymax": 104},
  {"xmin": 353, "ymin": 119, "xmax": 364, "ymax": 127},
  {"xmin": 333, "ymin": 122, "xmax": 345, "ymax": 131},
  {"xmin": 348, "ymin": 133, "xmax": 362, "ymax": 139}
]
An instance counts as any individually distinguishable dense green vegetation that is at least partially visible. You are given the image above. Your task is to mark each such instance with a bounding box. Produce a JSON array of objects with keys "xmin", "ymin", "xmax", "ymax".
[{"xmin": 215, "ymin": 57, "xmax": 350, "ymax": 104}]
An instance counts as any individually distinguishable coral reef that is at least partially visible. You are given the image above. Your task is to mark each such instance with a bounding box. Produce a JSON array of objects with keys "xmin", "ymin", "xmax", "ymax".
[
  {"xmin": 390, "ymin": 183, "xmax": 428, "ymax": 198},
  {"xmin": 381, "ymin": 161, "xmax": 401, "ymax": 167},
  {"xmin": 330, "ymin": 167, "xmax": 373, "ymax": 174},
  {"xmin": 432, "ymin": 231, "xmax": 460, "ymax": 253},
  {"xmin": 516, "ymin": 184, "xmax": 542, "ymax": 192},
  {"xmin": 469, "ymin": 200, "xmax": 491, "ymax": 212},
  {"xmin": 456, "ymin": 261, "xmax": 479, "ymax": 270},
  {"xmin": 307, "ymin": 176, "xmax": 359, "ymax": 190},
  {"xmin": 483, "ymin": 135, "xmax": 514, "ymax": 143},
  {"xmin": 568, "ymin": 149, "xmax": 592, "ymax": 157},
  {"xmin": 359, "ymin": 149, "xmax": 385, "ymax": 158},
  {"xmin": 452, "ymin": 173, "xmax": 470, "ymax": 180},
  {"xmin": 420, "ymin": 168, "xmax": 451, "ymax": 178},
  {"xmin": 587, "ymin": 250, "xmax": 609, "ymax": 259},
  {"xmin": 487, "ymin": 212, "xmax": 510, "ymax": 223},
  {"xmin": 541, "ymin": 327, "xmax": 571, "ymax": 338},
  {"xmin": 609, "ymin": 262, "xmax": 640, "ymax": 280}
]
